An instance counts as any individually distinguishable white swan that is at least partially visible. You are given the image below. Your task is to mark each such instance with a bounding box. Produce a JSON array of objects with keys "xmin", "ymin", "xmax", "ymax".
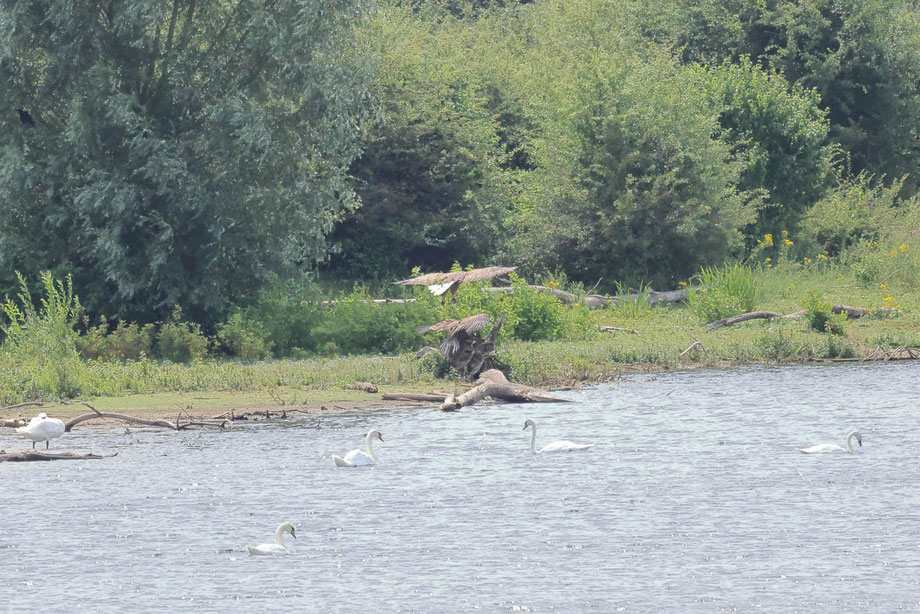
[
  {"xmin": 247, "ymin": 521, "xmax": 296, "ymax": 555},
  {"xmin": 333, "ymin": 429, "xmax": 383, "ymax": 466},
  {"xmin": 523, "ymin": 418, "xmax": 595, "ymax": 453},
  {"xmin": 798, "ymin": 430, "xmax": 863, "ymax": 454},
  {"xmin": 16, "ymin": 413, "xmax": 66, "ymax": 449}
]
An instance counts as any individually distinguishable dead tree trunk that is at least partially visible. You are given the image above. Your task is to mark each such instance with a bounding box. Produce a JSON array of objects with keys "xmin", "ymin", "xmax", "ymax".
[
  {"xmin": 704, "ymin": 304, "xmax": 898, "ymax": 330},
  {"xmin": 448, "ymin": 315, "xmax": 510, "ymax": 380},
  {"xmin": 439, "ymin": 369, "xmax": 567, "ymax": 411}
]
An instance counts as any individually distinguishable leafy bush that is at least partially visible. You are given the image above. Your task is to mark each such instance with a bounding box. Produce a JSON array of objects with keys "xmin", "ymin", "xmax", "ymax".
[
  {"xmin": 0, "ymin": 272, "xmax": 83, "ymax": 397},
  {"xmin": 754, "ymin": 328, "xmax": 807, "ymax": 360},
  {"xmin": 686, "ymin": 264, "xmax": 759, "ymax": 324},
  {"xmin": 312, "ymin": 286, "xmax": 438, "ymax": 355},
  {"xmin": 798, "ymin": 173, "xmax": 903, "ymax": 258},
  {"xmin": 501, "ymin": 2, "xmax": 751, "ymax": 287},
  {"xmin": 802, "ymin": 292, "xmax": 847, "ymax": 335},
  {"xmin": 156, "ymin": 307, "xmax": 209, "ymax": 363},
  {"xmin": 216, "ymin": 312, "xmax": 274, "ymax": 361},
  {"xmin": 325, "ymin": 5, "xmax": 511, "ymax": 279},
  {"xmin": 77, "ymin": 316, "xmax": 154, "ymax": 361},
  {"xmin": 695, "ymin": 57, "xmax": 833, "ymax": 242},
  {"xmin": 502, "ymin": 276, "xmax": 572, "ymax": 341}
]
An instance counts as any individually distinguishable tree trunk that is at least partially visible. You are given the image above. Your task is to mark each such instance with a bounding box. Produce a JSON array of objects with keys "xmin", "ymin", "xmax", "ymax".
[{"xmin": 439, "ymin": 369, "xmax": 566, "ymax": 411}]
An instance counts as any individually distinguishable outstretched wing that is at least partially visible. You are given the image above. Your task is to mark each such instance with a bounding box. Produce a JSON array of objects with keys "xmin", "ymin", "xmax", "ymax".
[
  {"xmin": 418, "ymin": 319, "xmax": 460, "ymax": 334},
  {"xmin": 438, "ymin": 314, "xmax": 490, "ymax": 358}
]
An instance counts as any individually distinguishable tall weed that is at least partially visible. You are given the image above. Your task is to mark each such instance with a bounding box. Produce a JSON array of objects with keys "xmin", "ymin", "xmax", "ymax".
[
  {"xmin": 686, "ymin": 264, "xmax": 759, "ymax": 324},
  {"xmin": 0, "ymin": 272, "xmax": 83, "ymax": 397}
]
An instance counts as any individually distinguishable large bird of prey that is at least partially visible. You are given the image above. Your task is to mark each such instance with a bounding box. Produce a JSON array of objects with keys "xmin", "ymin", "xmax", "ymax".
[{"xmin": 418, "ymin": 313, "xmax": 490, "ymax": 358}]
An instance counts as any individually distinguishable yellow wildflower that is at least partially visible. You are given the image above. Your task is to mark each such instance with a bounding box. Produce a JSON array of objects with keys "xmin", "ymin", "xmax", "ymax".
[
  {"xmin": 804, "ymin": 257, "xmax": 812, "ymax": 264},
  {"xmin": 899, "ymin": 243, "xmax": 908, "ymax": 252},
  {"xmin": 763, "ymin": 233, "xmax": 774, "ymax": 247},
  {"xmin": 547, "ymin": 280, "xmax": 560, "ymax": 288},
  {"xmin": 890, "ymin": 249, "xmax": 899, "ymax": 257},
  {"xmin": 765, "ymin": 257, "xmax": 772, "ymax": 262},
  {"xmin": 784, "ymin": 239, "xmax": 793, "ymax": 246},
  {"xmin": 817, "ymin": 253, "xmax": 828, "ymax": 260}
]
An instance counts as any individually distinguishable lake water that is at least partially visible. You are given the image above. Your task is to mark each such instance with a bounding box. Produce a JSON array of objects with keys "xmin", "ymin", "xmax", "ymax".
[{"xmin": 2, "ymin": 363, "xmax": 920, "ymax": 612}]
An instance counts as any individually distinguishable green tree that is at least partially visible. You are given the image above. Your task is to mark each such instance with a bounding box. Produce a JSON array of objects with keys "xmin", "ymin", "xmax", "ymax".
[
  {"xmin": 325, "ymin": 6, "xmax": 511, "ymax": 280},
  {"xmin": 696, "ymin": 58, "xmax": 833, "ymax": 240},
  {"xmin": 500, "ymin": 0, "xmax": 752, "ymax": 287},
  {"xmin": 635, "ymin": 0, "xmax": 920, "ymax": 193},
  {"xmin": 0, "ymin": 0, "xmax": 373, "ymax": 323}
]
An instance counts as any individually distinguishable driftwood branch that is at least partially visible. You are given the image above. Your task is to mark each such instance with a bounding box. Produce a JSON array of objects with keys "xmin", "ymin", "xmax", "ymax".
[
  {"xmin": 0, "ymin": 451, "xmax": 117, "ymax": 462},
  {"xmin": 703, "ymin": 305, "xmax": 895, "ymax": 330},
  {"xmin": 704, "ymin": 311, "xmax": 786, "ymax": 330},
  {"xmin": 65, "ymin": 402, "xmax": 229, "ymax": 432},
  {"xmin": 1, "ymin": 401, "xmax": 44, "ymax": 412},
  {"xmin": 680, "ymin": 334, "xmax": 711, "ymax": 357},
  {"xmin": 862, "ymin": 345, "xmax": 920, "ymax": 362},
  {"xmin": 439, "ymin": 369, "xmax": 567, "ymax": 411},
  {"xmin": 382, "ymin": 392, "xmax": 449, "ymax": 403},
  {"xmin": 484, "ymin": 285, "xmax": 689, "ymax": 309}
]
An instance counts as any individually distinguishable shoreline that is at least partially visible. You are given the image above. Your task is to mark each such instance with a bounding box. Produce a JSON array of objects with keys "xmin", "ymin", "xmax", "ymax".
[{"xmin": 3, "ymin": 354, "xmax": 916, "ymax": 431}]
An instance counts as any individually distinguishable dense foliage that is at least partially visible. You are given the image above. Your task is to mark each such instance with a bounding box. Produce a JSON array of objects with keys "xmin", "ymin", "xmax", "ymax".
[
  {"xmin": 2, "ymin": 0, "xmax": 919, "ymax": 348},
  {"xmin": 0, "ymin": 0, "xmax": 373, "ymax": 323}
]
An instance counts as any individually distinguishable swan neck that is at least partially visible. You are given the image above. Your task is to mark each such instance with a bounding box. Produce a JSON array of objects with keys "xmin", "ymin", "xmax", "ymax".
[
  {"xmin": 274, "ymin": 525, "xmax": 286, "ymax": 545},
  {"xmin": 365, "ymin": 432, "xmax": 379, "ymax": 462},
  {"xmin": 530, "ymin": 425, "xmax": 537, "ymax": 453},
  {"xmin": 845, "ymin": 432, "xmax": 855, "ymax": 453}
]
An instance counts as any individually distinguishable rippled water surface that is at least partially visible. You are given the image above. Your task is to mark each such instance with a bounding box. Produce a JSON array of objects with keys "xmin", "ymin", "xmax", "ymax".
[{"xmin": 3, "ymin": 363, "xmax": 920, "ymax": 612}]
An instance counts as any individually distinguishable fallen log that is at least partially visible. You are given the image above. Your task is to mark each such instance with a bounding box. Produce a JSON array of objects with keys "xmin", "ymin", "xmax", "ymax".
[
  {"xmin": 484, "ymin": 286, "xmax": 689, "ymax": 309},
  {"xmin": 65, "ymin": 403, "xmax": 229, "ymax": 431},
  {"xmin": 704, "ymin": 304, "xmax": 895, "ymax": 330},
  {"xmin": 0, "ymin": 451, "xmax": 117, "ymax": 462},
  {"xmin": 704, "ymin": 311, "xmax": 786, "ymax": 330},
  {"xmin": 382, "ymin": 393, "xmax": 449, "ymax": 403},
  {"xmin": 1, "ymin": 401, "xmax": 44, "ymax": 412},
  {"xmin": 439, "ymin": 369, "xmax": 567, "ymax": 411}
]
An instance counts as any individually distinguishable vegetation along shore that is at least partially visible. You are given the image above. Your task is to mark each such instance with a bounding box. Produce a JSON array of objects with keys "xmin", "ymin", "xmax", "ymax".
[{"xmin": 2, "ymin": 1, "xmax": 920, "ymax": 422}]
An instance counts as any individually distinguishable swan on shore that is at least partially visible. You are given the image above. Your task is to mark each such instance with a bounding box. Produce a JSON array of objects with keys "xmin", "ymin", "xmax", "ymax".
[
  {"xmin": 334, "ymin": 429, "xmax": 383, "ymax": 466},
  {"xmin": 523, "ymin": 419, "xmax": 595, "ymax": 453},
  {"xmin": 247, "ymin": 522, "xmax": 296, "ymax": 555},
  {"xmin": 798, "ymin": 430, "xmax": 863, "ymax": 454},
  {"xmin": 16, "ymin": 413, "xmax": 66, "ymax": 449}
]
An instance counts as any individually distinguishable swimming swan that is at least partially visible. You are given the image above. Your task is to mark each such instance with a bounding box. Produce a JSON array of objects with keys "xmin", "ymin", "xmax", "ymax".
[
  {"xmin": 247, "ymin": 522, "xmax": 296, "ymax": 555},
  {"xmin": 523, "ymin": 419, "xmax": 595, "ymax": 453},
  {"xmin": 798, "ymin": 430, "xmax": 863, "ymax": 454},
  {"xmin": 17, "ymin": 413, "xmax": 66, "ymax": 449},
  {"xmin": 333, "ymin": 429, "xmax": 383, "ymax": 466}
]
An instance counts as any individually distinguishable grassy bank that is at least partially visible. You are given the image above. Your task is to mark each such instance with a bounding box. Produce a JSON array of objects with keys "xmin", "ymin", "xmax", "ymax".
[{"xmin": 1, "ymin": 266, "xmax": 916, "ymax": 416}]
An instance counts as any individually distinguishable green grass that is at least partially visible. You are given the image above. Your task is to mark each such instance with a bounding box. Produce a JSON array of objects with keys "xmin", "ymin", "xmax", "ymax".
[{"xmin": 1, "ymin": 267, "xmax": 917, "ymax": 408}]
